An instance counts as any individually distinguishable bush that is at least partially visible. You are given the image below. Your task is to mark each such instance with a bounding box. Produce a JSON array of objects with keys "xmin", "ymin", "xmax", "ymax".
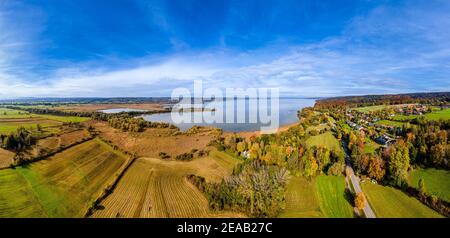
[
  {"xmin": 158, "ymin": 152, "xmax": 171, "ymax": 159},
  {"xmin": 187, "ymin": 174, "xmax": 207, "ymax": 192},
  {"xmin": 327, "ymin": 161, "xmax": 345, "ymax": 176},
  {"xmin": 175, "ymin": 152, "xmax": 193, "ymax": 161}
]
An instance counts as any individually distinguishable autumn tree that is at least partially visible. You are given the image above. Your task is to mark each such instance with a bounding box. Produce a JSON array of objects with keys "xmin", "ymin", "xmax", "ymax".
[
  {"xmin": 429, "ymin": 144, "xmax": 446, "ymax": 166},
  {"xmin": 354, "ymin": 192, "xmax": 366, "ymax": 210},
  {"xmin": 367, "ymin": 155, "xmax": 386, "ymax": 181},
  {"xmin": 303, "ymin": 151, "xmax": 318, "ymax": 178},
  {"xmin": 237, "ymin": 141, "xmax": 247, "ymax": 154},
  {"xmin": 315, "ymin": 146, "xmax": 331, "ymax": 171}
]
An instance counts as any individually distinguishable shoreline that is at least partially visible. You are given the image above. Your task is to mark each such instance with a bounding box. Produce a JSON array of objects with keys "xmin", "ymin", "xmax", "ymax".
[{"xmin": 229, "ymin": 121, "xmax": 300, "ymax": 139}]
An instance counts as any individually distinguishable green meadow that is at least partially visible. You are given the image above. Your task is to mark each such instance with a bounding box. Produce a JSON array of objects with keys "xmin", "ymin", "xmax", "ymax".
[
  {"xmin": 362, "ymin": 182, "xmax": 442, "ymax": 218},
  {"xmin": 409, "ymin": 168, "xmax": 450, "ymax": 202}
]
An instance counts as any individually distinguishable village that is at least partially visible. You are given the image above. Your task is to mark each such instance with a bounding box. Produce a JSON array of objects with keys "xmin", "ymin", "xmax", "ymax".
[{"xmin": 345, "ymin": 104, "xmax": 431, "ymax": 147}]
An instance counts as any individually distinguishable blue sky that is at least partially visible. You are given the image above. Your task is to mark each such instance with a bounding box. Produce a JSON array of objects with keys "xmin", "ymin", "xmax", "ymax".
[{"xmin": 0, "ymin": 0, "xmax": 449, "ymax": 98}]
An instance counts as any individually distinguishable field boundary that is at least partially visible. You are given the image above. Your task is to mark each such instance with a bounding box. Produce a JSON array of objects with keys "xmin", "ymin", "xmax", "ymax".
[
  {"xmin": 84, "ymin": 138, "xmax": 138, "ymax": 217},
  {"xmin": 4, "ymin": 136, "xmax": 95, "ymax": 170}
]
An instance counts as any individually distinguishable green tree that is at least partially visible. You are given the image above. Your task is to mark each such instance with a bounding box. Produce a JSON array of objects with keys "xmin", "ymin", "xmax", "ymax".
[
  {"xmin": 388, "ymin": 140, "xmax": 410, "ymax": 186},
  {"xmin": 418, "ymin": 178, "xmax": 426, "ymax": 195}
]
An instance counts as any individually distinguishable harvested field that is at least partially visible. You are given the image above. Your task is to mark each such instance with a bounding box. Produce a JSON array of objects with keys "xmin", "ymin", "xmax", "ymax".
[
  {"xmin": 92, "ymin": 154, "xmax": 243, "ymax": 218},
  {"xmin": 0, "ymin": 148, "xmax": 14, "ymax": 169},
  {"xmin": 89, "ymin": 121, "xmax": 217, "ymax": 158},
  {"xmin": 54, "ymin": 103, "xmax": 164, "ymax": 113},
  {"xmin": 29, "ymin": 129, "xmax": 91, "ymax": 158}
]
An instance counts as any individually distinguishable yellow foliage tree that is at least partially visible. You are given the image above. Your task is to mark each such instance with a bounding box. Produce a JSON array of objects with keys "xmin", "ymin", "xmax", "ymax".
[{"xmin": 354, "ymin": 192, "xmax": 366, "ymax": 210}]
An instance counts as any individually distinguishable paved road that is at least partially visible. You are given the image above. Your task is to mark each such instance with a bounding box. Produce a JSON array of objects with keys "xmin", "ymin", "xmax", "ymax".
[
  {"xmin": 342, "ymin": 141, "xmax": 376, "ymax": 218},
  {"xmin": 346, "ymin": 166, "xmax": 376, "ymax": 218}
]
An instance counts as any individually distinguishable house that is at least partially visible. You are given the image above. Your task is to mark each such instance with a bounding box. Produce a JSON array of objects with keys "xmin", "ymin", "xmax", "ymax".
[{"xmin": 375, "ymin": 134, "xmax": 396, "ymax": 147}]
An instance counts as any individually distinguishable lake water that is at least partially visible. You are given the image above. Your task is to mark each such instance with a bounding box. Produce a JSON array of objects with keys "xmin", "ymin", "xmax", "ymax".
[
  {"xmin": 99, "ymin": 108, "xmax": 146, "ymax": 113},
  {"xmin": 140, "ymin": 98, "xmax": 316, "ymax": 132}
]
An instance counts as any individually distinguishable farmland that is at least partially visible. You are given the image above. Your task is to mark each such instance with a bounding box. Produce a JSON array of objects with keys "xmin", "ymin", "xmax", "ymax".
[
  {"xmin": 305, "ymin": 131, "xmax": 343, "ymax": 155},
  {"xmin": 92, "ymin": 154, "xmax": 243, "ymax": 218},
  {"xmin": 279, "ymin": 175, "xmax": 354, "ymax": 218},
  {"xmin": 0, "ymin": 139, "xmax": 128, "ymax": 217},
  {"xmin": 409, "ymin": 168, "xmax": 450, "ymax": 202},
  {"xmin": 0, "ymin": 118, "xmax": 61, "ymax": 134},
  {"xmin": 0, "ymin": 108, "xmax": 32, "ymax": 118},
  {"xmin": 1, "ymin": 95, "xmax": 449, "ymax": 219},
  {"xmin": 362, "ymin": 182, "xmax": 443, "ymax": 218},
  {"xmin": 0, "ymin": 169, "xmax": 47, "ymax": 218},
  {"xmin": 29, "ymin": 129, "xmax": 91, "ymax": 158},
  {"xmin": 353, "ymin": 105, "xmax": 387, "ymax": 112},
  {"xmin": 0, "ymin": 148, "xmax": 14, "ymax": 168},
  {"xmin": 391, "ymin": 108, "xmax": 450, "ymax": 121},
  {"xmin": 279, "ymin": 176, "xmax": 323, "ymax": 218},
  {"xmin": 0, "ymin": 107, "xmax": 88, "ymax": 134},
  {"xmin": 375, "ymin": 120, "xmax": 406, "ymax": 127},
  {"xmin": 53, "ymin": 103, "xmax": 164, "ymax": 113},
  {"xmin": 88, "ymin": 120, "xmax": 218, "ymax": 158}
]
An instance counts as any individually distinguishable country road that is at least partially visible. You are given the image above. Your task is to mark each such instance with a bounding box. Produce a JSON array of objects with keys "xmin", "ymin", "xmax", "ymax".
[
  {"xmin": 342, "ymin": 141, "xmax": 376, "ymax": 218},
  {"xmin": 346, "ymin": 166, "xmax": 376, "ymax": 218}
]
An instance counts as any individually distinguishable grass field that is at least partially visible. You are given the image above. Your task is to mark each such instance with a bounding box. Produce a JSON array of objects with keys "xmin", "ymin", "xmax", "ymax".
[
  {"xmin": 0, "ymin": 169, "xmax": 47, "ymax": 218},
  {"xmin": 0, "ymin": 118, "xmax": 61, "ymax": 134},
  {"xmin": 362, "ymin": 182, "xmax": 443, "ymax": 218},
  {"xmin": 279, "ymin": 176, "xmax": 323, "ymax": 218},
  {"xmin": 392, "ymin": 108, "xmax": 450, "ymax": 121},
  {"xmin": 0, "ymin": 139, "xmax": 127, "ymax": 218},
  {"xmin": 36, "ymin": 114, "xmax": 90, "ymax": 123},
  {"xmin": 92, "ymin": 152, "xmax": 243, "ymax": 218},
  {"xmin": 409, "ymin": 168, "xmax": 450, "ymax": 202},
  {"xmin": 364, "ymin": 138, "xmax": 381, "ymax": 154},
  {"xmin": 315, "ymin": 176, "xmax": 354, "ymax": 218},
  {"xmin": 305, "ymin": 131, "xmax": 343, "ymax": 155},
  {"xmin": 0, "ymin": 107, "xmax": 89, "ymax": 134},
  {"xmin": 305, "ymin": 124, "xmax": 329, "ymax": 133},
  {"xmin": 0, "ymin": 108, "xmax": 33, "ymax": 118},
  {"xmin": 376, "ymin": 120, "xmax": 406, "ymax": 127},
  {"xmin": 353, "ymin": 105, "xmax": 387, "ymax": 112},
  {"xmin": 279, "ymin": 175, "xmax": 353, "ymax": 218}
]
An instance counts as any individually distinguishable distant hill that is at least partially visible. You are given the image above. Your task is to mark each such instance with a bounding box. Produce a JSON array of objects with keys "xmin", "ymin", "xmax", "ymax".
[{"xmin": 315, "ymin": 92, "xmax": 450, "ymax": 109}]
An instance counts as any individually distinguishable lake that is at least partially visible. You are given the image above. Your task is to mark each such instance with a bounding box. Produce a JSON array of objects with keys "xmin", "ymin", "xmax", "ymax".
[{"xmin": 140, "ymin": 98, "xmax": 315, "ymax": 132}]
